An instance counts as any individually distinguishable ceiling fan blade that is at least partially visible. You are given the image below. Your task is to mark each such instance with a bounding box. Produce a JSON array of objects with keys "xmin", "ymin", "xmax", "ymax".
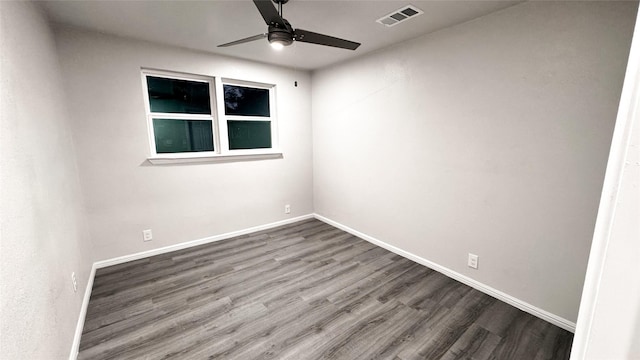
[
  {"xmin": 218, "ymin": 33, "xmax": 267, "ymax": 48},
  {"xmin": 253, "ymin": 0, "xmax": 287, "ymax": 28},
  {"xmin": 294, "ymin": 29, "xmax": 360, "ymax": 50}
]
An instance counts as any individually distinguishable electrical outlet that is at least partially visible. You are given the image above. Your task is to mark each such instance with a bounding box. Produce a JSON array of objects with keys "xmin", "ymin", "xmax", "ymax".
[
  {"xmin": 284, "ymin": 204, "xmax": 291, "ymax": 214},
  {"xmin": 71, "ymin": 272, "xmax": 78, "ymax": 292},
  {"xmin": 143, "ymin": 229, "xmax": 153, "ymax": 242},
  {"xmin": 468, "ymin": 253, "xmax": 479, "ymax": 269}
]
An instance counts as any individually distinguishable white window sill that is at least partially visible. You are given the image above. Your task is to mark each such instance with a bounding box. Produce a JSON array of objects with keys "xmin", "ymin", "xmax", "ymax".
[{"xmin": 147, "ymin": 151, "xmax": 283, "ymax": 165}]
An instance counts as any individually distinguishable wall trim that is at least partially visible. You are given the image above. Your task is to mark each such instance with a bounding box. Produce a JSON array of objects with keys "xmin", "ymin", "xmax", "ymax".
[
  {"xmin": 68, "ymin": 214, "xmax": 314, "ymax": 359},
  {"xmin": 68, "ymin": 263, "xmax": 97, "ymax": 360},
  {"xmin": 94, "ymin": 214, "xmax": 314, "ymax": 269},
  {"xmin": 313, "ymin": 213, "xmax": 577, "ymax": 333}
]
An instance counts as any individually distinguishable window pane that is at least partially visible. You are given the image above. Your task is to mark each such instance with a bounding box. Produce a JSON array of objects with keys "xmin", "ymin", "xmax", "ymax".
[
  {"xmin": 227, "ymin": 120, "xmax": 272, "ymax": 150},
  {"xmin": 223, "ymin": 85, "xmax": 270, "ymax": 117},
  {"xmin": 153, "ymin": 119, "xmax": 214, "ymax": 153},
  {"xmin": 147, "ymin": 76, "xmax": 211, "ymax": 114}
]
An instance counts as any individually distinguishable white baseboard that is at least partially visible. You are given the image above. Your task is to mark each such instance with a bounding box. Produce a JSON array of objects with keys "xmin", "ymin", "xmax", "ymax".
[
  {"xmin": 313, "ymin": 213, "xmax": 577, "ymax": 333},
  {"xmin": 69, "ymin": 263, "xmax": 97, "ymax": 360},
  {"xmin": 94, "ymin": 214, "xmax": 314, "ymax": 269}
]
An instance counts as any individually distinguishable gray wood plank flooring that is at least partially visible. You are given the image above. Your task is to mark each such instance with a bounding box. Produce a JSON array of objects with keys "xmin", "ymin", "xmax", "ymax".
[{"xmin": 79, "ymin": 219, "xmax": 573, "ymax": 359}]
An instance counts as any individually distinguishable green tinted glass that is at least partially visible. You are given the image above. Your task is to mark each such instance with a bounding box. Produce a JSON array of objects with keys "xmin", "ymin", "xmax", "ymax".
[
  {"xmin": 223, "ymin": 85, "xmax": 270, "ymax": 117},
  {"xmin": 227, "ymin": 121, "xmax": 272, "ymax": 150},
  {"xmin": 153, "ymin": 119, "xmax": 214, "ymax": 153},
  {"xmin": 147, "ymin": 77, "xmax": 211, "ymax": 114}
]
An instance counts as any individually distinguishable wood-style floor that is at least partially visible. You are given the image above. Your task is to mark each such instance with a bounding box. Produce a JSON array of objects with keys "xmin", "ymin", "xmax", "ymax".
[{"xmin": 79, "ymin": 219, "xmax": 573, "ymax": 359}]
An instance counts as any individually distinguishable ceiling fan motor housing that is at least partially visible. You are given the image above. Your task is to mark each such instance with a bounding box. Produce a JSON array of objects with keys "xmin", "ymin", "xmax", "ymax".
[{"xmin": 268, "ymin": 23, "xmax": 293, "ymax": 46}]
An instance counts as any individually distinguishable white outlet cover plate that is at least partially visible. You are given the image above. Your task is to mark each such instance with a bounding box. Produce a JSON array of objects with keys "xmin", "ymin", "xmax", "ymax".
[{"xmin": 468, "ymin": 254, "xmax": 479, "ymax": 269}]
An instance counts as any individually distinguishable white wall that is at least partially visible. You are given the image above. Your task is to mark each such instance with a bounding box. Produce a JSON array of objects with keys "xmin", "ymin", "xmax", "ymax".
[
  {"xmin": 312, "ymin": 0, "xmax": 637, "ymax": 323},
  {"xmin": 583, "ymin": 72, "xmax": 640, "ymax": 360},
  {"xmin": 572, "ymin": 7, "xmax": 640, "ymax": 357},
  {"xmin": 54, "ymin": 28, "xmax": 313, "ymax": 261},
  {"xmin": 0, "ymin": 2, "xmax": 93, "ymax": 359}
]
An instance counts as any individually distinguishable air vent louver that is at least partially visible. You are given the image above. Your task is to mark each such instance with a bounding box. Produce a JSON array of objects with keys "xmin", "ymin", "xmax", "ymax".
[{"xmin": 376, "ymin": 5, "xmax": 423, "ymax": 27}]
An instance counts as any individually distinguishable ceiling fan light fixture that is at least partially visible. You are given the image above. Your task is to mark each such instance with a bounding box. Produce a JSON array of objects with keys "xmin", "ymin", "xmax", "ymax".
[
  {"xmin": 268, "ymin": 28, "xmax": 293, "ymax": 50},
  {"xmin": 270, "ymin": 41, "xmax": 285, "ymax": 50}
]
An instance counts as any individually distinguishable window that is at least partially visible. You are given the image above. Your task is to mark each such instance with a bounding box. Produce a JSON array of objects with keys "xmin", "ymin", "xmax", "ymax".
[
  {"xmin": 142, "ymin": 70, "xmax": 279, "ymax": 162},
  {"xmin": 222, "ymin": 81, "xmax": 275, "ymax": 150},
  {"xmin": 143, "ymin": 72, "xmax": 216, "ymax": 155}
]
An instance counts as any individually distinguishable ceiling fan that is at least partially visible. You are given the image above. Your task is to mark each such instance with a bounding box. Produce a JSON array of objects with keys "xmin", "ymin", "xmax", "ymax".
[{"xmin": 218, "ymin": 0, "xmax": 361, "ymax": 51}]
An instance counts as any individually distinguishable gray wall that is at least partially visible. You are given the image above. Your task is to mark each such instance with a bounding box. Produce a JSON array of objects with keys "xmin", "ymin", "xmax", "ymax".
[
  {"xmin": 54, "ymin": 28, "xmax": 313, "ymax": 261},
  {"xmin": 311, "ymin": 1, "xmax": 636, "ymax": 323},
  {"xmin": 0, "ymin": 2, "xmax": 93, "ymax": 358}
]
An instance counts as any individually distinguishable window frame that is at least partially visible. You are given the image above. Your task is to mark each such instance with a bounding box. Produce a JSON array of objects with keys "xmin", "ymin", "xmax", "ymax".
[
  {"xmin": 141, "ymin": 70, "xmax": 281, "ymax": 164},
  {"xmin": 141, "ymin": 69, "xmax": 218, "ymax": 158},
  {"xmin": 216, "ymin": 78, "xmax": 279, "ymax": 154}
]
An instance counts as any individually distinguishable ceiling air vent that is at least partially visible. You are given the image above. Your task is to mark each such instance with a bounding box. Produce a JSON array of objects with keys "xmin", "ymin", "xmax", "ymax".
[{"xmin": 376, "ymin": 5, "xmax": 423, "ymax": 27}]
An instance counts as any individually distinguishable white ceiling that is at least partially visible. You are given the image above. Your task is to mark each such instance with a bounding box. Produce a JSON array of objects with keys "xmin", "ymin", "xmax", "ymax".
[{"xmin": 40, "ymin": 0, "xmax": 522, "ymax": 71}]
